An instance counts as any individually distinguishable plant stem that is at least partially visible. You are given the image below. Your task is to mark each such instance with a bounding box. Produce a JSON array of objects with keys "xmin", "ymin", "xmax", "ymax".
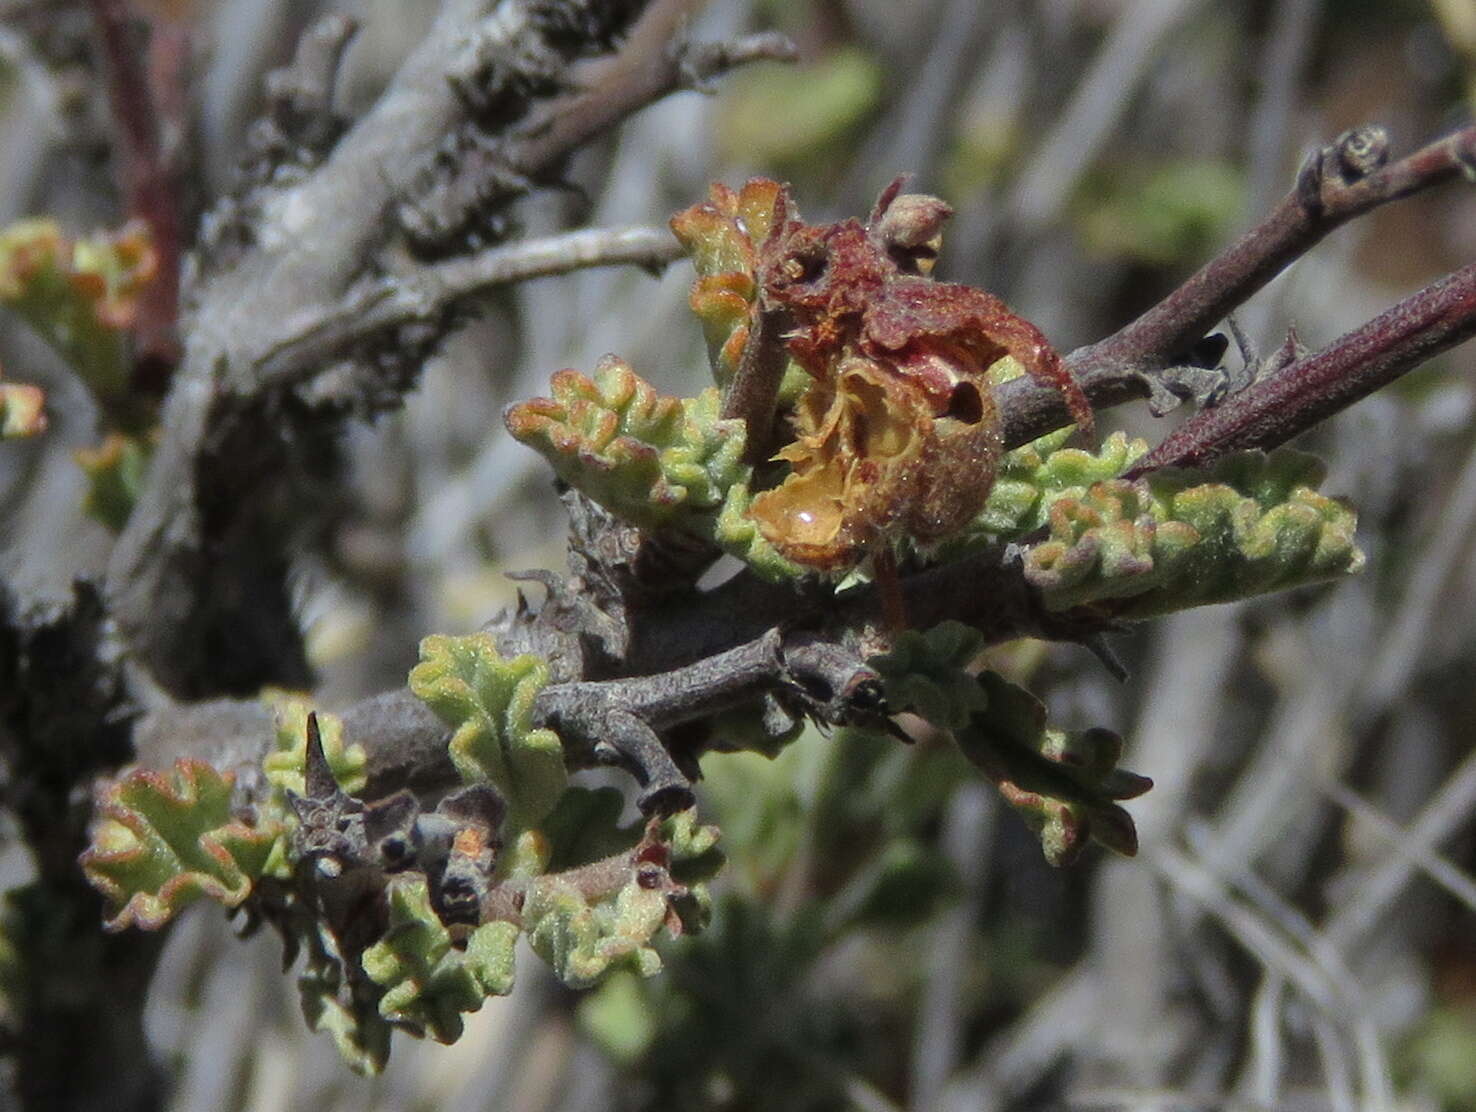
[
  {"xmin": 1126, "ymin": 262, "xmax": 1476, "ymax": 473},
  {"xmin": 996, "ymin": 123, "xmax": 1476, "ymax": 448},
  {"xmin": 88, "ymin": 0, "xmax": 185, "ymax": 389}
]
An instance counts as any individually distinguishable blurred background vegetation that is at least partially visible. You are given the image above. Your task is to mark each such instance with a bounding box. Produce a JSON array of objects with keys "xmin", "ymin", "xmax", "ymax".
[{"xmin": 2, "ymin": 0, "xmax": 1475, "ymax": 1108}]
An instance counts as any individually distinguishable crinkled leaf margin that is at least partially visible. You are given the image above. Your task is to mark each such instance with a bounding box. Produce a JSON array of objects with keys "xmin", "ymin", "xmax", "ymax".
[
  {"xmin": 408, "ymin": 633, "xmax": 568, "ymax": 832},
  {"xmin": 81, "ymin": 759, "xmax": 283, "ymax": 930},
  {"xmin": 1022, "ymin": 448, "xmax": 1363, "ymax": 616}
]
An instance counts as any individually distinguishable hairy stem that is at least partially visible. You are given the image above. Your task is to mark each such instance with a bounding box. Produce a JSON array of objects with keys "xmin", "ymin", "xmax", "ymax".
[
  {"xmin": 997, "ymin": 123, "xmax": 1476, "ymax": 448},
  {"xmin": 723, "ymin": 304, "xmax": 793, "ymax": 464},
  {"xmin": 1126, "ymin": 262, "xmax": 1476, "ymax": 473}
]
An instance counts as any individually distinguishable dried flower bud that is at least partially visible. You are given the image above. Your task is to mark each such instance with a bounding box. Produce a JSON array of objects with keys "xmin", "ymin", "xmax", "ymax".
[
  {"xmin": 745, "ymin": 179, "xmax": 1092, "ymax": 574},
  {"xmin": 872, "ymin": 191, "xmax": 953, "ymax": 275}
]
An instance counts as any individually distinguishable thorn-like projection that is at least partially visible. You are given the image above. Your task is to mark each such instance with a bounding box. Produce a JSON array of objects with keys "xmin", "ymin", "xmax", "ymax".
[
  {"xmin": 1223, "ymin": 317, "xmax": 1306, "ymax": 393},
  {"xmin": 287, "ymin": 712, "xmax": 368, "ymax": 874},
  {"xmin": 1141, "ymin": 316, "xmax": 1311, "ymax": 417},
  {"xmin": 1140, "ymin": 363, "xmax": 1233, "ymax": 416},
  {"xmin": 304, "ymin": 712, "xmax": 338, "ymax": 798}
]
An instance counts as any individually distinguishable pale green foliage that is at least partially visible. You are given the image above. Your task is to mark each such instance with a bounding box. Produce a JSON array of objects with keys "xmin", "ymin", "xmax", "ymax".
[
  {"xmin": 980, "ymin": 428, "xmax": 1150, "ymax": 536},
  {"xmin": 78, "ymin": 697, "xmax": 366, "ymax": 940},
  {"xmin": 75, "ymin": 432, "xmax": 153, "ymax": 532},
  {"xmin": 506, "ymin": 358, "xmax": 807, "ymax": 580},
  {"xmin": 861, "ymin": 623, "xmax": 1151, "ymax": 865},
  {"xmin": 927, "ymin": 431, "xmax": 1362, "ymax": 620},
  {"xmin": 408, "ymin": 634, "xmax": 567, "ymax": 831},
  {"xmin": 505, "ymin": 357, "xmax": 747, "ymax": 526},
  {"xmin": 298, "ymin": 934, "xmax": 393, "ymax": 1076},
  {"xmin": 361, "ymin": 876, "xmax": 518, "ymax": 1043},
  {"xmin": 528, "ymin": 802, "xmax": 722, "ymax": 988},
  {"xmin": 660, "ymin": 809, "xmax": 722, "ymax": 867},
  {"xmin": 79, "ymin": 759, "xmax": 283, "ymax": 929},
  {"xmin": 868, "ymin": 620, "xmax": 990, "ymax": 729},
  {"xmin": 954, "ymin": 672, "xmax": 1151, "ymax": 866},
  {"xmin": 0, "ymin": 218, "xmax": 155, "ymax": 410},
  {"xmin": 260, "ymin": 694, "xmax": 367, "ymax": 797},
  {"xmin": 1024, "ymin": 448, "xmax": 1363, "ymax": 615},
  {"xmin": 523, "ymin": 871, "xmax": 671, "ymax": 990}
]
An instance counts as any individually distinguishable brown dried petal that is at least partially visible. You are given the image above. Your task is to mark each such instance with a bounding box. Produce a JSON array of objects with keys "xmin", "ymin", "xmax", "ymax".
[{"xmin": 750, "ymin": 357, "xmax": 934, "ymax": 568}]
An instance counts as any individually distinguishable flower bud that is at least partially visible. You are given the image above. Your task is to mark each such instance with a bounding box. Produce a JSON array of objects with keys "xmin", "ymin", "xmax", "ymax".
[{"xmin": 872, "ymin": 193, "xmax": 953, "ymax": 274}]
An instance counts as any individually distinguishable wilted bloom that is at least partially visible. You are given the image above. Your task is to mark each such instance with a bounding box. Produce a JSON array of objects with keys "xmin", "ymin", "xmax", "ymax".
[{"xmin": 735, "ymin": 177, "xmax": 1093, "ymax": 571}]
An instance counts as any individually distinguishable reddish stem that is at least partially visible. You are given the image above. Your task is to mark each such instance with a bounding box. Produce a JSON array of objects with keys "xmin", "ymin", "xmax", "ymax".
[
  {"xmin": 1126, "ymin": 262, "xmax": 1476, "ymax": 474},
  {"xmin": 89, "ymin": 0, "xmax": 185, "ymax": 392},
  {"xmin": 1073, "ymin": 125, "xmax": 1476, "ymax": 377},
  {"xmin": 997, "ymin": 124, "xmax": 1476, "ymax": 449}
]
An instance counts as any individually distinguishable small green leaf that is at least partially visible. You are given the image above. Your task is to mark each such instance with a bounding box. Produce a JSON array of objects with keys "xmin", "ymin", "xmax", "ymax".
[
  {"xmin": 80, "ymin": 759, "xmax": 284, "ymax": 930},
  {"xmin": 869, "ymin": 621, "xmax": 990, "ymax": 730},
  {"xmin": 260, "ymin": 693, "xmax": 366, "ymax": 797},
  {"xmin": 505, "ymin": 358, "xmax": 750, "ymax": 532},
  {"xmin": 522, "ymin": 872, "xmax": 669, "ymax": 990},
  {"xmin": 953, "ymin": 672, "xmax": 1151, "ymax": 866},
  {"xmin": 506, "ymin": 360, "xmax": 810, "ymax": 581},
  {"xmin": 74, "ymin": 431, "xmax": 153, "ymax": 532},
  {"xmin": 659, "ymin": 809, "xmax": 725, "ymax": 888},
  {"xmin": 361, "ymin": 875, "xmax": 517, "ymax": 1044},
  {"xmin": 1021, "ymin": 449, "xmax": 1363, "ymax": 616},
  {"xmin": 963, "ymin": 428, "xmax": 1151, "ymax": 543},
  {"xmin": 669, "ymin": 178, "xmax": 790, "ymax": 385},
  {"xmin": 298, "ymin": 938, "xmax": 393, "ymax": 1076},
  {"xmin": 408, "ymin": 634, "xmax": 567, "ymax": 832}
]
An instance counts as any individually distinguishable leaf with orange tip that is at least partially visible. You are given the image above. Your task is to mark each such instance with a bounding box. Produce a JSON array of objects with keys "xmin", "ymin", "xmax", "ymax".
[
  {"xmin": 670, "ymin": 178, "xmax": 794, "ymax": 387},
  {"xmin": 75, "ymin": 432, "xmax": 154, "ymax": 531},
  {"xmin": 80, "ymin": 759, "xmax": 284, "ymax": 930},
  {"xmin": 953, "ymin": 673, "xmax": 1152, "ymax": 866},
  {"xmin": 0, "ymin": 218, "xmax": 157, "ymax": 413},
  {"xmin": 0, "ymin": 372, "xmax": 46, "ymax": 439},
  {"xmin": 505, "ymin": 356, "xmax": 748, "ymax": 533}
]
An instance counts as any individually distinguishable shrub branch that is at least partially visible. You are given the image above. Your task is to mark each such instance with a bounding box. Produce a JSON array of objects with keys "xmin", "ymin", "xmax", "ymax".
[{"xmin": 998, "ymin": 123, "xmax": 1476, "ymax": 448}]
